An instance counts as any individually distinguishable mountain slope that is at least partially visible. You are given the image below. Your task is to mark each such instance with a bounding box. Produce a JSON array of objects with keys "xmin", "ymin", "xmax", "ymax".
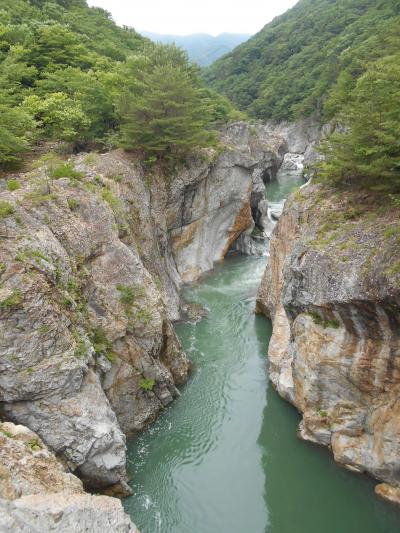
[
  {"xmin": 142, "ymin": 32, "xmax": 251, "ymax": 66},
  {"xmin": 205, "ymin": 0, "xmax": 400, "ymax": 122}
]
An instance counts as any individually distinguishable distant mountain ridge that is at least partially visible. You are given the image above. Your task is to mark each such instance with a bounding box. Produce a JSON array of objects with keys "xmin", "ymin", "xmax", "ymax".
[{"xmin": 142, "ymin": 32, "xmax": 251, "ymax": 66}]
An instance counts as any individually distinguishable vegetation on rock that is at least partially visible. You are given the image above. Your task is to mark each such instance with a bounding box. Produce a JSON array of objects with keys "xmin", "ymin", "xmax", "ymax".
[
  {"xmin": 205, "ymin": 0, "xmax": 400, "ymax": 189},
  {"xmin": 119, "ymin": 44, "xmax": 218, "ymax": 161}
]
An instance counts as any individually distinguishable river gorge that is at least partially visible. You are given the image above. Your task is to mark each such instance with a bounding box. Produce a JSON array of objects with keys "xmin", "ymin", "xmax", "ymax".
[
  {"xmin": 1, "ymin": 123, "xmax": 400, "ymax": 532},
  {"xmin": 124, "ymin": 172, "xmax": 400, "ymax": 533}
]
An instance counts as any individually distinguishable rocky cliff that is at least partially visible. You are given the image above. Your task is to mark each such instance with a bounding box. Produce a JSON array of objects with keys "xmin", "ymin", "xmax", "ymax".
[
  {"xmin": 0, "ymin": 122, "xmax": 285, "ymax": 499},
  {"xmin": 0, "ymin": 421, "xmax": 139, "ymax": 532},
  {"xmin": 257, "ymin": 182, "xmax": 400, "ymax": 502}
]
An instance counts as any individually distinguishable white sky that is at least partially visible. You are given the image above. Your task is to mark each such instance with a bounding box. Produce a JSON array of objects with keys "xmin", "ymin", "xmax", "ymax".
[{"xmin": 87, "ymin": 0, "xmax": 299, "ymax": 36}]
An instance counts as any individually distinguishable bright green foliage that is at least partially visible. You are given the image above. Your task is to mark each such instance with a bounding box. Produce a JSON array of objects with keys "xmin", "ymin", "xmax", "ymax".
[
  {"xmin": 0, "ymin": 200, "xmax": 15, "ymax": 218},
  {"xmin": 23, "ymin": 92, "xmax": 90, "ymax": 142},
  {"xmin": 49, "ymin": 162, "xmax": 83, "ymax": 179},
  {"xmin": 119, "ymin": 44, "xmax": 217, "ymax": 161},
  {"xmin": 139, "ymin": 378, "xmax": 155, "ymax": 391},
  {"xmin": 35, "ymin": 68, "xmax": 117, "ymax": 140},
  {"xmin": 0, "ymin": 289, "xmax": 22, "ymax": 309},
  {"xmin": 0, "ymin": 0, "xmax": 146, "ymax": 166},
  {"xmin": 7, "ymin": 180, "xmax": 20, "ymax": 191},
  {"xmin": 319, "ymin": 55, "xmax": 400, "ymax": 188},
  {"xmin": 205, "ymin": 0, "xmax": 400, "ymax": 122},
  {"xmin": 116, "ymin": 283, "xmax": 145, "ymax": 306},
  {"xmin": 0, "ymin": 1, "xmax": 234, "ymax": 166}
]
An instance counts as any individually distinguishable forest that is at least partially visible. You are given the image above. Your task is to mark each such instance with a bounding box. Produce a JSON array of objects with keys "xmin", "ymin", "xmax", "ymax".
[
  {"xmin": 0, "ymin": 0, "xmax": 238, "ymax": 167},
  {"xmin": 1, "ymin": 0, "xmax": 399, "ymax": 188},
  {"xmin": 205, "ymin": 0, "xmax": 400, "ymax": 188}
]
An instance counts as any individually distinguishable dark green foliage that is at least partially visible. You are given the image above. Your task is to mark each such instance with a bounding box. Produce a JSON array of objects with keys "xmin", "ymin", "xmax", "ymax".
[
  {"xmin": 205, "ymin": 0, "xmax": 400, "ymax": 122},
  {"xmin": 318, "ymin": 55, "xmax": 400, "ymax": 188},
  {"xmin": 119, "ymin": 44, "xmax": 218, "ymax": 161}
]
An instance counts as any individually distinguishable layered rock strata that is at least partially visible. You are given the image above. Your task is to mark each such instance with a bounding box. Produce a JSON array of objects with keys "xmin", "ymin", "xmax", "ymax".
[{"xmin": 257, "ymin": 183, "xmax": 400, "ymax": 502}]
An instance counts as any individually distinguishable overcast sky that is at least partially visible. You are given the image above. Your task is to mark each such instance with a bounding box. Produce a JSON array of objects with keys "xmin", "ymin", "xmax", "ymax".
[{"xmin": 87, "ymin": 0, "xmax": 299, "ymax": 36}]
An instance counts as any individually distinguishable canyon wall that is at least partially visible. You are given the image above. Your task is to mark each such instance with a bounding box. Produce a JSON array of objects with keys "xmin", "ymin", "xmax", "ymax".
[
  {"xmin": 257, "ymin": 182, "xmax": 400, "ymax": 502},
  {"xmin": 0, "ymin": 122, "xmax": 285, "ymax": 496}
]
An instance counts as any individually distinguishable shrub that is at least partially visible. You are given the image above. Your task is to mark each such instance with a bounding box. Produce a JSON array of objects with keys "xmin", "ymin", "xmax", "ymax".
[
  {"xmin": 7, "ymin": 180, "xmax": 20, "ymax": 191},
  {"xmin": 0, "ymin": 201, "xmax": 15, "ymax": 218},
  {"xmin": 50, "ymin": 163, "xmax": 83, "ymax": 180},
  {"xmin": 26, "ymin": 439, "xmax": 42, "ymax": 451},
  {"xmin": 90, "ymin": 327, "xmax": 116, "ymax": 363},
  {"xmin": 139, "ymin": 378, "xmax": 155, "ymax": 391},
  {"xmin": 67, "ymin": 197, "xmax": 80, "ymax": 210},
  {"xmin": 102, "ymin": 189, "xmax": 122, "ymax": 211},
  {"xmin": 116, "ymin": 284, "xmax": 145, "ymax": 306},
  {"xmin": 0, "ymin": 289, "xmax": 22, "ymax": 310},
  {"xmin": 308, "ymin": 311, "xmax": 340, "ymax": 329},
  {"xmin": 136, "ymin": 308, "xmax": 153, "ymax": 324}
]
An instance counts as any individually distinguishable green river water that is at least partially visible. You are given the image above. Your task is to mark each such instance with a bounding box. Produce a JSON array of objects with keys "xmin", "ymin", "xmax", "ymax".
[{"xmin": 124, "ymin": 168, "xmax": 400, "ymax": 533}]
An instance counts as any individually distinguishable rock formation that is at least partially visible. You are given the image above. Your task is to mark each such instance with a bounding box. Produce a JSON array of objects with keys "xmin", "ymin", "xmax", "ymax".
[
  {"xmin": 257, "ymin": 182, "xmax": 400, "ymax": 503},
  {"xmin": 0, "ymin": 421, "xmax": 139, "ymax": 532},
  {"xmin": 0, "ymin": 122, "xmax": 284, "ymax": 496}
]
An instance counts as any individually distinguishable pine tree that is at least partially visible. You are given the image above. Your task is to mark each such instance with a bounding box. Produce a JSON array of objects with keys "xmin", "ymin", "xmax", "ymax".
[
  {"xmin": 319, "ymin": 54, "xmax": 400, "ymax": 189},
  {"xmin": 119, "ymin": 44, "xmax": 216, "ymax": 161}
]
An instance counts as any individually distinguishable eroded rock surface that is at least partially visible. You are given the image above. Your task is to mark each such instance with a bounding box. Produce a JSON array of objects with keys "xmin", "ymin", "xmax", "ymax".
[
  {"xmin": 0, "ymin": 421, "xmax": 83, "ymax": 500},
  {"xmin": 0, "ymin": 422, "xmax": 139, "ymax": 532},
  {"xmin": 0, "ymin": 494, "xmax": 139, "ymax": 533},
  {"xmin": 168, "ymin": 122, "xmax": 285, "ymax": 277},
  {"xmin": 0, "ymin": 122, "xmax": 284, "ymax": 494},
  {"xmin": 257, "ymin": 183, "xmax": 400, "ymax": 495}
]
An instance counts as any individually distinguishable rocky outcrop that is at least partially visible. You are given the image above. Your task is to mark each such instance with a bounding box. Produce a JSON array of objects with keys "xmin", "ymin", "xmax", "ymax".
[
  {"xmin": 0, "ymin": 421, "xmax": 84, "ymax": 500},
  {"xmin": 0, "ymin": 151, "xmax": 191, "ymax": 493},
  {"xmin": 0, "ymin": 495, "xmax": 139, "ymax": 533},
  {"xmin": 257, "ymin": 182, "xmax": 400, "ymax": 501},
  {"xmin": 168, "ymin": 122, "xmax": 285, "ymax": 276},
  {"xmin": 265, "ymin": 115, "xmax": 333, "ymax": 169},
  {"xmin": 0, "ymin": 123, "xmax": 284, "ymax": 495},
  {"xmin": 0, "ymin": 422, "xmax": 139, "ymax": 532}
]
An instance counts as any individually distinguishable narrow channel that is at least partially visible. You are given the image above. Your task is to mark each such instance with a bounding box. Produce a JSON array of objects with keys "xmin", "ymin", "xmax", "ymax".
[{"xmin": 124, "ymin": 165, "xmax": 400, "ymax": 533}]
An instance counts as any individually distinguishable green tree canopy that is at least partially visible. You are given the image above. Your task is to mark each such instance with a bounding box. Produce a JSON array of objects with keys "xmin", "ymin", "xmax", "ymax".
[
  {"xmin": 318, "ymin": 55, "xmax": 400, "ymax": 189},
  {"xmin": 119, "ymin": 45, "xmax": 217, "ymax": 161},
  {"xmin": 0, "ymin": 0, "xmax": 239, "ymax": 167},
  {"xmin": 205, "ymin": 0, "xmax": 400, "ymax": 123}
]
